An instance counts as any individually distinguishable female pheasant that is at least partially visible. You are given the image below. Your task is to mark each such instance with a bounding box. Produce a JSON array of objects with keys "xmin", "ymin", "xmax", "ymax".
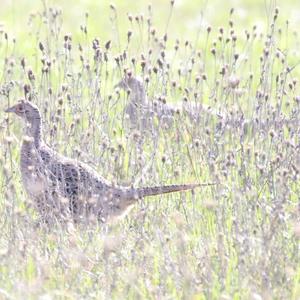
[
  {"xmin": 5, "ymin": 100, "xmax": 211, "ymax": 224},
  {"xmin": 115, "ymin": 74, "xmax": 222, "ymax": 131}
]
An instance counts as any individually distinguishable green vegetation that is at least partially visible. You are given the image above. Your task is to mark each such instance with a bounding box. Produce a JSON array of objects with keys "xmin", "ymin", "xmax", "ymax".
[{"xmin": 0, "ymin": 0, "xmax": 299, "ymax": 299}]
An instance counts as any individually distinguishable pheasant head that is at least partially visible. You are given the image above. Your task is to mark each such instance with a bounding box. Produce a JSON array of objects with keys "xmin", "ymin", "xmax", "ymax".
[
  {"xmin": 5, "ymin": 100, "xmax": 42, "ymax": 146},
  {"xmin": 115, "ymin": 75, "xmax": 147, "ymax": 104},
  {"xmin": 5, "ymin": 100, "xmax": 41, "ymax": 122}
]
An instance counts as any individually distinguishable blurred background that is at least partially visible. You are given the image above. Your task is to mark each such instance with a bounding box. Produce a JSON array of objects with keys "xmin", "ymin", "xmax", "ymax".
[{"xmin": 2, "ymin": 0, "xmax": 300, "ymax": 43}]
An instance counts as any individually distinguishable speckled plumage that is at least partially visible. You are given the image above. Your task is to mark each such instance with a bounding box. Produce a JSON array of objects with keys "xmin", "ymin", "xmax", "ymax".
[
  {"xmin": 116, "ymin": 75, "xmax": 299, "ymax": 137},
  {"xmin": 6, "ymin": 100, "xmax": 209, "ymax": 224},
  {"xmin": 116, "ymin": 75, "xmax": 224, "ymax": 131}
]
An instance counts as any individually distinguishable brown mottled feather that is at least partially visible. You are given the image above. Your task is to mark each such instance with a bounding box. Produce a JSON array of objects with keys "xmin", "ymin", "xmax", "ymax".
[{"xmin": 6, "ymin": 100, "xmax": 211, "ymax": 224}]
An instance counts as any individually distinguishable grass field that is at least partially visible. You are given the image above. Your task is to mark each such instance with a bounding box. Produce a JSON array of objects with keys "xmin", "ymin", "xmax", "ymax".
[{"xmin": 0, "ymin": 0, "xmax": 300, "ymax": 299}]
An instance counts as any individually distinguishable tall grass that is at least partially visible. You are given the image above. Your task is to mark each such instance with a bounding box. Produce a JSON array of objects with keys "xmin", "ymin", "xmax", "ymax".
[{"xmin": 0, "ymin": 1, "xmax": 299, "ymax": 299}]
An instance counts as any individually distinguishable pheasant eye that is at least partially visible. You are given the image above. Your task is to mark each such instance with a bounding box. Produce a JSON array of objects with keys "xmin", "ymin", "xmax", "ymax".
[{"xmin": 16, "ymin": 104, "xmax": 25, "ymax": 112}]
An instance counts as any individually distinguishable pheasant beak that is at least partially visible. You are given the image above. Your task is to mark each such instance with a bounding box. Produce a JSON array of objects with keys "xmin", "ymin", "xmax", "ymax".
[
  {"xmin": 5, "ymin": 105, "xmax": 16, "ymax": 113},
  {"xmin": 114, "ymin": 79, "xmax": 127, "ymax": 90}
]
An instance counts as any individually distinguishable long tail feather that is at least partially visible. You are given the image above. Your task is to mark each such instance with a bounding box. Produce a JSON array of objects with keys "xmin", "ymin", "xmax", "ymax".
[{"xmin": 135, "ymin": 182, "xmax": 215, "ymax": 198}]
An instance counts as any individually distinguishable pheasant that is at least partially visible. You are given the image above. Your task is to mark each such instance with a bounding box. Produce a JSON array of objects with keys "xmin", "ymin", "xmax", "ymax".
[
  {"xmin": 115, "ymin": 74, "xmax": 226, "ymax": 131},
  {"xmin": 5, "ymin": 100, "xmax": 212, "ymax": 224},
  {"xmin": 116, "ymin": 75, "xmax": 299, "ymax": 135}
]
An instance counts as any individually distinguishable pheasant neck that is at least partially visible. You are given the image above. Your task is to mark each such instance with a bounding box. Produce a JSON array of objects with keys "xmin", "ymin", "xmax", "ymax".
[
  {"xmin": 131, "ymin": 87, "xmax": 147, "ymax": 105},
  {"xmin": 26, "ymin": 116, "xmax": 43, "ymax": 148}
]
